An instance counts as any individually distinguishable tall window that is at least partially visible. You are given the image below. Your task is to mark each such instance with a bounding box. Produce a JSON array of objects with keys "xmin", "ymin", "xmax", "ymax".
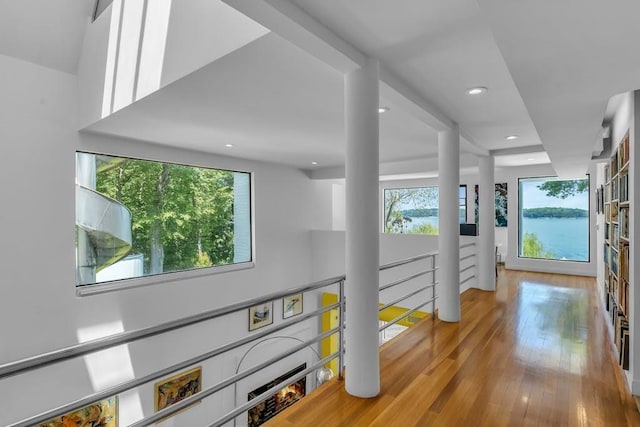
[
  {"xmin": 518, "ymin": 177, "xmax": 589, "ymax": 262},
  {"xmin": 75, "ymin": 152, "xmax": 252, "ymax": 286},
  {"xmin": 383, "ymin": 186, "xmax": 466, "ymax": 235}
]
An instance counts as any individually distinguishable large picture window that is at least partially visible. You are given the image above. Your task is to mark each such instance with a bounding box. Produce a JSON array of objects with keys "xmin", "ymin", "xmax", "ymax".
[
  {"xmin": 75, "ymin": 152, "xmax": 252, "ymax": 286},
  {"xmin": 383, "ymin": 185, "xmax": 467, "ymax": 235},
  {"xmin": 518, "ymin": 176, "xmax": 589, "ymax": 262}
]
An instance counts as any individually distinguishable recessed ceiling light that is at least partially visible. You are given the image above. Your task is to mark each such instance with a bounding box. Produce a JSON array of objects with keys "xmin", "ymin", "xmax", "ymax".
[
  {"xmin": 466, "ymin": 87, "xmax": 488, "ymax": 95},
  {"xmin": 378, "ymin": 107, "xmax": 390, "ymax": 113},
  {"xmin": 527, "ymin": 158, "xmax": 534, "ymax": 161},
  {"xmin": 505, "ymin": 135, "xmax": 519, "ymax": 140},
  {"xmin": 225, "ymin": 144, "xmax": 233, "ymax": 148},
  {"xmin": 311, "ymin": 161, "xmax": 318, "ymax": 165}
]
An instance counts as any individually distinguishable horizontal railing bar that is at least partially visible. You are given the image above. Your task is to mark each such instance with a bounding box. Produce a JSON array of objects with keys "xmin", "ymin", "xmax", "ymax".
[
  {"xmin": 130, "ymin": 344, "xmax": 340, "ymax": 427},
  {"xmin": 379, "ymin": 298, "xmax": 436, "ymax": 332},
  {"xmin": 459, "ymin": 242, "xmax": 476, "ymax": 249},
  {"xmin": 378, "ymin": 251, "xmax": 438, "ymax": 271},
  {"xmin": 460, "ymin": 275, "xmax": 476, "ymax": 286},
  {"xmin": 208, "ymin": 354, "xmax": 338, "ymax": 427},
  {"xmin": 379, "ymin": 269, "xmax": 435, "ymax": 292},
  {"xmin": 0, "ymin": 275, "xmax": 345, "ymax": 380},
  {"xmin": 460, "ymin": 265, "xmax": 475, "ymax": 274},
  {"xmin": 9, "ymin": 302, "xmax": 341, "ymax": 427},
  {"xmin": 379, "ymin": 285, "xmax": 433, "ymax": 312},
  {"xmin": 459, "ymin": 254, "xmax": 475, "ymax": 262}
]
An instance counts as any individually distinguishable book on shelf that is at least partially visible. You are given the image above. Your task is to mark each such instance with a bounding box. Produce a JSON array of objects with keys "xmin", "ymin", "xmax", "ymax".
[
  {"xmin": 612, "ymin": 177, "xmax": 619, "ymax": 200},
  {"xmin": 620, "ymin": 207, "xmax": 629, "ymax": 238},
  {"xmin": 612, "ymin": 250, "xmax": 618, "ymax": 277},
  {"xmin": 619, "ymin": 173, "xmax": 629, "ymax": 202},
  {"xmin": 613, "ymin": 223, "xmax": 619, "ymax": 247},
  {"xmin": 621, "ymin": 327, "xmax": 630, "ymax": 370},
  {"xmin": 620, "ymin": 244, "xmax": 630, "ymax": 282},
  {"xmin": 619, "ymin": 131, "xmax": 630, "ymax": 169}
]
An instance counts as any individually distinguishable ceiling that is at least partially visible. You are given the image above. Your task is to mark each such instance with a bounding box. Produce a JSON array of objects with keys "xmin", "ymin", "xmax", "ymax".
[
  {"xmin": 0, "ymin": 0, "xmax": 93, "ymax": 74},
  {"xmin": 5, "ymin": 0, "xmax": 640, "ymax": 179}
]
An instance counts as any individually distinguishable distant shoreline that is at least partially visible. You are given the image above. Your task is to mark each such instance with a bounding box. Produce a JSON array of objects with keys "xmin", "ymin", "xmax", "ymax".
[
  {"xmin": 400, "ymin": 207, "xmax": 588, "ymax": 219},
  {"xmin": 522, "ymin": 207, "xmax": 588, "ymax": 218}
]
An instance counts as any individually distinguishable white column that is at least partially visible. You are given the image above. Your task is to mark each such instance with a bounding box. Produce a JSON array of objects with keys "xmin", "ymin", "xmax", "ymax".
[
  {"xmin": 438, "ymin": 126, "xmax": 461, "ymax": 322},
  {"xmin": 478, "ymin": 155, "xmax": 496, "ymax": 290},
  {"xmin": 344, "ymin": 58, "xmax": 380, "ymax": 398}
]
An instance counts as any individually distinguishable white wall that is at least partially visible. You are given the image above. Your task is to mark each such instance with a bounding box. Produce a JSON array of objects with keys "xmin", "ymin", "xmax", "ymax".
[
  {"xmin": 0, "ymin": 54, "xmax": 316, "ymax": 426},
  {"xmin": 161, "ymin": 0, "xmax": 269, "ymax": 88}
]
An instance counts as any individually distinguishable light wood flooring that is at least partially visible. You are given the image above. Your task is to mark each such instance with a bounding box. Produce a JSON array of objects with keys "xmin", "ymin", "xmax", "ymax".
[{"xmin": 266, "ymin": 268, "xmax": 640, "ymax": 426}]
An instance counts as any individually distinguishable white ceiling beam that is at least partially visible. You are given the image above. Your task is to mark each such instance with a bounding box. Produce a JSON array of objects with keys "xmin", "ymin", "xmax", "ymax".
[
  {"xmin": 223, "ymin": 0, "xmax": 457, "ymax": 135},
  {"xmin": 222, "ymin": 0, "xmax": 365, "ymax": 73}
]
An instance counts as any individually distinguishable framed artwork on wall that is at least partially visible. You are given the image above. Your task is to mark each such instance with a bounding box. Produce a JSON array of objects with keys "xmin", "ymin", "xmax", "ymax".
[
  {"xmin": 495, "ymin": 183, "xmax": 508, "ymax": 227},
  {"xmin": 154, "ymin": 366, "xmax": 202, "ymax": 416},
  {"xmin": 474, "ymin": 183, "xmax": 508, "ymax": 227},
  {"xmin": 39, "ymin": 396, "xmax": 118, "ymax": 427},
  {"xmin": 283, "ymin": 293, "xmax": 303, "ymax": 319},
  {"xmin": 249, "ymin": 302, "xmax": 274, "ymax": 331}
]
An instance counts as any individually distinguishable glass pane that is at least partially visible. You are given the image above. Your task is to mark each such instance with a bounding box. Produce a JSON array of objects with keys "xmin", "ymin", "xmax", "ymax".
[
  {"xmin": 518, "ymin": 177, "xmax": 589, "ymax": 262},
  {"xmin": 75, "ymin": 152, "xmax": 251, "ymax": 286},
  {"xmin": 383, "ymin": 187, "xmax": 439, "ymax": 235}
]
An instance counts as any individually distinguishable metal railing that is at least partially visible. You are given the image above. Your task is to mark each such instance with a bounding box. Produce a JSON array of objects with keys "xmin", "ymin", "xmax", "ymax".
[
  {"xmin": 2, "ymin": 251, "xmax": 441, "ymax": 427},
  {"xmin": 459, "ymin": 242, "xmax": 477, "ymax": 287},
  {"xmin": 378, "ymin": 251, "xmax": 438, "ymax": 333}
]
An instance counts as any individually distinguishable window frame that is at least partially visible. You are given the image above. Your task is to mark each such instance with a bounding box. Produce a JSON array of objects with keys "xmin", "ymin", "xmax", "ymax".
[
  {"xmin": 382, "ymin": 184, "xmax": 467, "ymax": 235},
  {"xmin": 75, "ymin": 151, "xmax": 255, "ymax": 296},
  {"xmin": 517, "ymin": 175, "xmax": 590, "ymax": 263}
]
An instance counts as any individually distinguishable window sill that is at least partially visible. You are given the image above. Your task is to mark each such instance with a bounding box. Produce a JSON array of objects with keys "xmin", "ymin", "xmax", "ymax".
[{"xmin": 76, "ymin": 261, "xmax": 255, "ymax": 297}]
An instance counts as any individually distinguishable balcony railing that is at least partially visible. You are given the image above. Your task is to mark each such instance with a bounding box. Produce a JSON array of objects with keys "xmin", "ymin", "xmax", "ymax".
[{"xmin": 1, "ymin": 243, "xmax": 478, "ymax": 426}]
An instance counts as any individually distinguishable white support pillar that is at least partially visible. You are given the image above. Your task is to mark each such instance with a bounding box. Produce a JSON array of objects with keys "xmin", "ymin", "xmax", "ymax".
[
  {"xmin": 478, "ymin": 155, "xmax": 496, "ymax": 290},
  {"xmin": 438, "ymin": 126, "xmax": 461, "ymax": 322},
  {"xmin": 344, "ymin": 58, "xmax": 380, "ymax": 398}
]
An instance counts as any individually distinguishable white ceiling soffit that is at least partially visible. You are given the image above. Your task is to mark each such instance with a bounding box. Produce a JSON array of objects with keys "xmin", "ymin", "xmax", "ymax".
[
  {"xmin": 84, "ymin": 32, "xmax": 439, "ymax": 169},
  {"xmin": 281, "ymin": 0, "xmax": 541, "ymax": 153},
  {"xmin": 477, "ymin": 0, "xmax": 640, "ymax": 178},
  {"xmin": 0, "ymin": 0, "xmax": 93, "ymax": 74},
  {"xmin": 222, "ymin": 0, "xmax": 460, "ymax": 135}
]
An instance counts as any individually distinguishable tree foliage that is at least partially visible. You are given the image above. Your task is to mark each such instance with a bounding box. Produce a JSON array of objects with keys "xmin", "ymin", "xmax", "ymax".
[
  {"xmin": 523, "ymin": 207, "xmax": 588, "ymax": 218},
  {"xmin": 537, "ymin": 179, "xmax": 588, "ymax": 199},
  {"xmin": 522, "ymin": 233, "xmax": 554, "ymax": 259},
  {"xmin": 96, "ymin": 158, "xmax": 235, "ymax": 275},
  {"xmin": 408, "ymin": 223, "xmax": 439, "ymax": 235}
]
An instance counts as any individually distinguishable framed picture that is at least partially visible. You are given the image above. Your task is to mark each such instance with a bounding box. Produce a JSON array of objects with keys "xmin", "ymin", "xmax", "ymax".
[
  {"xmin": 39, "ymin": 396, "xmax": 117, "ymax": 427},
  {"xmin": 154, "ymin": 367, "xmax": 202, "ymax": 415},
  {"xmin": 474, "ymin": 183, "xmax": 508, "ymax": 227},
  {"xmin": 249, "ymin": 302, "xmax": 273, "ymax": 331},
  {"xmin": 283, "ymin": 293, "xmax": 303, "ymax": 319}
]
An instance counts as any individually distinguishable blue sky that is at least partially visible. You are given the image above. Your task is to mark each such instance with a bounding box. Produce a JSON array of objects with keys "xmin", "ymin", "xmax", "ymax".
[{"xmin": 520, "ymin": 178, "xmax": 589, "ymax": 209}]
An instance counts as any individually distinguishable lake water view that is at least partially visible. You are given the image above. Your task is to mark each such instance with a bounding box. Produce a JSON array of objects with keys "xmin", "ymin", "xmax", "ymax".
[
  {"xmin": 521, "ymin": 217, "xmax": 588, "ymax": 261},
  {"xmin": 405, "ymin": 216, "xmax": 589, "ymax": 262}
]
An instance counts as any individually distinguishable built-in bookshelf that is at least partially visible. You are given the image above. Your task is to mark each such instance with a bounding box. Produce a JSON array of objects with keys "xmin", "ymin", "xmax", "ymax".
[{"xmin": 604, "ymin": 130, "xmax": 631, "ymax": 370}]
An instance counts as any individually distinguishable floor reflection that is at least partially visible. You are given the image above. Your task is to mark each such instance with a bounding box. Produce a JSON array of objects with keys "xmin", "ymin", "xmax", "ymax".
[{"xmin": 515, "ymin": 281, "xmax": 588, "ymax": 374}]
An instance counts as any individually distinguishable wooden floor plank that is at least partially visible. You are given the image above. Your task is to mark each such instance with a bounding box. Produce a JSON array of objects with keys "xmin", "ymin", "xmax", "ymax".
[{"xmin": 265, "ymin": 268, "xmax": 640, "ymax": 426}]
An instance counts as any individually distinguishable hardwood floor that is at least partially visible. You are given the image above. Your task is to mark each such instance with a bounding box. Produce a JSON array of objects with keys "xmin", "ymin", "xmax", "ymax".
[{"xmin": 266, "ymin": 268, "xmax": 640, "ymax": 426}]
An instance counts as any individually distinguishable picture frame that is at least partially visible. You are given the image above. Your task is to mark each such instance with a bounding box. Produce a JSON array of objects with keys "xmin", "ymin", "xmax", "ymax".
[
  {"xmin": 39, "ymin": 396, "xmax": 118, "ymax": 427},
  {"xmin": 249, "ymin": 302, "xmax": 273, "ymax": 331},
  {"xmin": 154, "ymin": 366, "xmax": 202, "ymax": 415},
  {"xmin": 283, "ymin": 293, "xmax": 303, "ymax": 319}
]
